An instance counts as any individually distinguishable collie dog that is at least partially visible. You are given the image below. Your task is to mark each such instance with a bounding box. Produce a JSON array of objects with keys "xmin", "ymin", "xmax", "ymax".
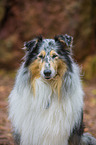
[{"xmin": 8, "ymin": 35, "xmax": 96, "ymax": 145}]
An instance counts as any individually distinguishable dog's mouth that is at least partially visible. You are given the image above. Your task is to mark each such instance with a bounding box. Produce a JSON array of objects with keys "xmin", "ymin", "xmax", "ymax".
[
  {"xmin": 44, "ymin": 74, "xmax": 58, "ymax": 80},
  {"xmin": 44, "ymin": 76, "xmax": 51, "ymax": 80}
]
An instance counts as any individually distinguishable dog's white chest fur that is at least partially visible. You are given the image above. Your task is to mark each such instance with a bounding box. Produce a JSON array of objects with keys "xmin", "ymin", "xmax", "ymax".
[{"xmin": 9, "ymin": 64, "xmax": 83, "ymax": 145}]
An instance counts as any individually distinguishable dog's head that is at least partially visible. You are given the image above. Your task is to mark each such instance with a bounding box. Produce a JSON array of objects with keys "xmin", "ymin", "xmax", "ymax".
[{"xmin": 24, "ymin": 34, "xmax": 73, "ymax": 80}]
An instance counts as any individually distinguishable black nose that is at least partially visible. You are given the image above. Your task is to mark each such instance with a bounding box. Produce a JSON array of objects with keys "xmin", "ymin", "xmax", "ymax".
[{"xmin": 44, "ymin": 70, "xmax": 51, "ymax": 77}]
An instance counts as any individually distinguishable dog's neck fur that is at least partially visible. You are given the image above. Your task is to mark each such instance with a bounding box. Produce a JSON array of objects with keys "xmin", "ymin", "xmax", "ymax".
[{"xmin": 31, "ymin": 74, "xmax": 63, "ymax": 101}]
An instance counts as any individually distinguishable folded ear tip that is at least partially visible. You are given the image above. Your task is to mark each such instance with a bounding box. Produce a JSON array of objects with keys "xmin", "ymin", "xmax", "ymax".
[
  {"xmin": 23, "ymin": 36, "xmax": 43, "ymax": 52},
  {"xmin": 23, "ymin": 42, "xmax": 29, "ymax": 51},
  {"xmin": 65, "ymin": 34, "xmax": 73, "ymax": 39},
  {"xmin": 54, "ymin": 34, "xmax": 73, "ymax": 48},
  {"xmin": 24, "ymin": 41, "xmax": 26, "ymax": 46},
  {"xmin": 65, "ymin": 34, "xmax": 73, "ymax": 46},
  {"xmin": 38, "ymin": 35, "xmax": 43, "ymax": 41},
  {"xmin": 54, "ymin": 35, "xmax": 58, "ymax": 41}
]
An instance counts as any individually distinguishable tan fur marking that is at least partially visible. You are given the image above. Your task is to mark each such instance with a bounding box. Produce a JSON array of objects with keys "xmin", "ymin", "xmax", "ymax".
[
  {"xmin": 29, "ymin": 50, "xmax": 46, "ymax": 84},
  {"xmin": 29, "ymin": 59, "xmax": 40, "ymax": 96},
  {"xmin": 29, "ymin": 58, "xmax": 45, "ymax": 96},
  {"xmin": 42, "ymin": 50, "xmax": 46, "ymax": 56},
  {"xmin": 58, "ymin": 38, "xmax": 65, "ymax": 44},
  {"xmin": 50, "ymin": 50, "xmax": 56, "ymax": 56},
  {"xmin": 49, "ymin": 59, "xmax": 67, "ymax": 100},
  {"xmin": 38, "ymin": 50, "xmax": 46, "ymax": 58}
]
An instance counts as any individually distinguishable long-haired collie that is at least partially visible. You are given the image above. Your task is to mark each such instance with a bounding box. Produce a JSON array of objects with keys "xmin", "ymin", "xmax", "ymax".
[{"xmin": 8, "ymin": 34, "xmax": 96, "ymax": 145}]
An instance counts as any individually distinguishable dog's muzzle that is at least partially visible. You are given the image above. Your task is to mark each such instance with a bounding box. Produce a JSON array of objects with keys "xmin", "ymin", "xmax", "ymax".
[{"xmin": 43, "ymin": 70, "xmax": 51, "ymax": 79}]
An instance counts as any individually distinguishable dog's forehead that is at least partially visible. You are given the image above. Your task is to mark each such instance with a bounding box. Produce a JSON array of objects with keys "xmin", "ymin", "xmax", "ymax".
[{"xmin": 39, "ymin": 39, "xmax": 57, "ymax": 53}]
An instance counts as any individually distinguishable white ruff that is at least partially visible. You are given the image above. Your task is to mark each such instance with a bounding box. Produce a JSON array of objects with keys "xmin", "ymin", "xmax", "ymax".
[{"xmin": 8, "ymin": 63, "xmax": 84, "ymax": 145}]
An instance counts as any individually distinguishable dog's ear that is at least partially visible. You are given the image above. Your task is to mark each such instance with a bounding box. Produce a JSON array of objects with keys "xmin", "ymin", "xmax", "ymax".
[
  {"xmin": 54, "ymin": 34, "xmax": 73, "ymax": 48},
  {"xmin": 23, "ymin": 35, "xmax": 43, "ymax": 51}
]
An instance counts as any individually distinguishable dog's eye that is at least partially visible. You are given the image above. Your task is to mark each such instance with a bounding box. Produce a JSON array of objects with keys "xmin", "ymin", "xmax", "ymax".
[
  {"xmin": 38, "ymin": 55, "xmax": 45, "ymax": 59},
  {"xmin": 52, "ymin": 54, "xmax": 58, "ymax": 59}
]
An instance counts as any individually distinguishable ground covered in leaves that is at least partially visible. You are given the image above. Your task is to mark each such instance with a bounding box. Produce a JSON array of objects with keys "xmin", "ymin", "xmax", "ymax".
[{"xmin": 0, "ymin": 72, "xmax": 96, "ymax": 145}]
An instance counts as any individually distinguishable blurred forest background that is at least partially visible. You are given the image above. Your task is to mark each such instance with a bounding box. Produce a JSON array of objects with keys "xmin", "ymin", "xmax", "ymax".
[{"xmin": 0, "ymin": 0, "xmax": 96, "ymax": 144}]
